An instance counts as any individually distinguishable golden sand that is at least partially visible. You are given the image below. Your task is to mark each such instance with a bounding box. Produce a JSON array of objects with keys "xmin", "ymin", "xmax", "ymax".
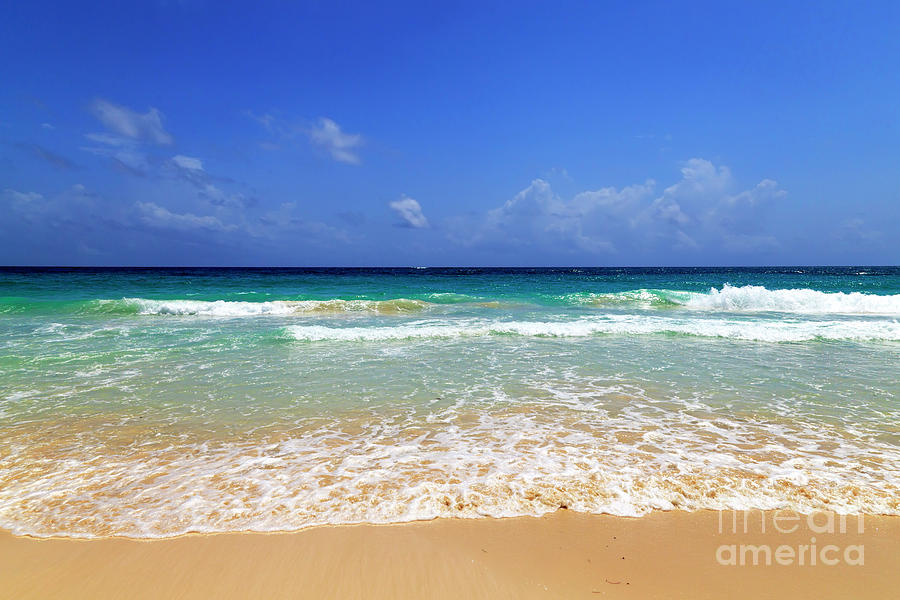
[{"xmin": 2, "ymin": 510, "xmax": 898, "ymax": 599}]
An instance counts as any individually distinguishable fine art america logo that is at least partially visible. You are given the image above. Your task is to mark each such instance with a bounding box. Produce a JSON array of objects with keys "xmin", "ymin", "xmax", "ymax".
[{"xmin": 716, "ymin": 510, "xmax": 865, "ymax": 567}]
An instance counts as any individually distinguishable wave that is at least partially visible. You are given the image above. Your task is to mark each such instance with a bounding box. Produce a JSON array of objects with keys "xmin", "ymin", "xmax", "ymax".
[
  {"xmin": 684, "ymin": 284, "xmax": 900, "ymax": 314},
  {"xmin": 576, "ymin": 285, "xmax": 900, "ymax": 315},
  {"xmin": 98, "ymin": 286, "xmax": 900, "ymax": 318},
  {"xmin": 5, "ymin": 285, "xmax": 900, "ymax": 317},
  {"xmin": 100, "ymin": 298, "xmax": 433, "ymax": 316},
  {"xmin": 567, "ymin": 289, "xmax": 691, "ymax": 308},
  {"xmin": 285, "ymin": 315, "xmax": 900, "ymax": 343}
]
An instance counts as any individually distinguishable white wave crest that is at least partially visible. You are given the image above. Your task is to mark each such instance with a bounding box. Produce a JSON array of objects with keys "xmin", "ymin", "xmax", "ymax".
[
  {"xmin": 286, "ymin": 315, "xmax": 900, "ymax": 343},
  {"xmin": 683, "ymin": 284, "xmax": 900, "ymax": 315},
  {"xmin": 125, "ymin": 298, "xmax": 297, "ymax": 316}
]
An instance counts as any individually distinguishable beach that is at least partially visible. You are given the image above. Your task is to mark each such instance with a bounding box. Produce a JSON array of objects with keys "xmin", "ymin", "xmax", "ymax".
[
  {"xmin": 3, "ymin": 510, "xmax": 899, "ymax": 599},
  {"xmin": 5, "ymin": 0, "xmax": 899, "ymax": 595},
  {"xmin": 1, "ymin": 267, "xmax": 898, "ymax": 596}
]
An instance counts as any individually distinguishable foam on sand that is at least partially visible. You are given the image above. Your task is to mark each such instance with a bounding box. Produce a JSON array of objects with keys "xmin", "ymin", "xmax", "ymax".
[{"xmin": 1, "ymin": 394, "xmax": 897, "ymax": 538}]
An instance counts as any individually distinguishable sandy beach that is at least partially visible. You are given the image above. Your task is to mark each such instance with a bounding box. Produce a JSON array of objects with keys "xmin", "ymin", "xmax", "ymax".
[
  {"xmin": 4, "ymin": 0, "xmax": 900, "ymax": 594},
  {"xmin": 2, "ymin": 510, "xmax": 898, "ymax": 599}
]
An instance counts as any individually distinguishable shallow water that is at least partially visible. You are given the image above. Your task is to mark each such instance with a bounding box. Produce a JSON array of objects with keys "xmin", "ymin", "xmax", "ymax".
[{"xmin": 1, "ymin": 267, "xmax": 898, "ymax": 537}]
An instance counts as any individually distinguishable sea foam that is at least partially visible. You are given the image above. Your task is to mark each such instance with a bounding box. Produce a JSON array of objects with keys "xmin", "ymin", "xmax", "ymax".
[
  {"xmin": 2, "ymin": 397, "xmax": 897, "ymax": 538},
  {"xmin": 285, "ymin": 315, "xmax": 900, "ymax": 343},
  {"xmin": 578, "ymin": 285, "xmax": 900, "ymax": 315},
  {"xmin": 682, "ymin": 284, "xmax": 900, "ymax": 314}
]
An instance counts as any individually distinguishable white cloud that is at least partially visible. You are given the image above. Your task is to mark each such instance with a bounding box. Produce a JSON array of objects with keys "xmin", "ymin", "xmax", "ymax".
[
  {"xmin": 389, "ymin": 195, "xmax": 429, "ymax": 228},
  {"xmin": 200, "ymin": 183, "xmax": 225, "ymax": 201},
  {"xmin": 720, "ymin": 178, "xmax": 784, "ymax": 208},
  {"xmin": 707, "ymin": 178, "xmax": 787, "ymax": 240},
  {"xmin": 172, "ymin": 155, "xmax": 203, "ymax": 171},
  {"xmin": 473, "ymin": 178, "xmax": 654, "ymax": 253},
  {"xmin": 570, "ymin": 182, "xmax": 654, "ymax": 215},
  {"xmin": 456, "ymin": 159, "xmax": 786, "ymax": 257},
  {"xmin": 637, "ymin": 159, "xmax": 731, "ymax": 229},
  {"xmin": 308, "ymin": 117, "xmax": 362, "ymax": 164},
  {"xmin": 2, "ymin": 189, "xmax": 44, "ymax": 206},
  {"xmin": 629, "ymin": 158, "xmax": 786, "ymax": 251},
  {"xmin": 488, "ymin": 178, "xmax": 556, "ymax": 222},
  {"xmin": 246, "ymin": 113, "xmax": 364, "ymax": 164},
  {"xmin": 41, "ymin": 123, "xmax": 54, "ymax": 130},
  {"xmin": 136, "ymin": 201, "xmax": 236, "ymax": 232},
  {"xmin": 90, "ymin": 99, "xmax": 173, "ymax": 145}
]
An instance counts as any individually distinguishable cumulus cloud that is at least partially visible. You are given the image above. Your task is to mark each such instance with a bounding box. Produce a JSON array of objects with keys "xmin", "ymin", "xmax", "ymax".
[
  {"xmin": 90, "ymin": 99, "xmax": 173, "ymax": 145},
  {"xmin": 630, "ymin": 159, "xmax": 786, "ymax": 252},
  {"xmin": 389, "ymin": 195, "xmax": 429, "ymax": 228},
  {"xmin": 707, "ymin": 178, "xmax": 787, "ymax": 246},
  {"xmin": 636, "ymin": 159, "xmax": 731, "ymax": 230},
  {"xmin": 468, "ymin": 178, "xmax": 654, "ymax": 253},
  {"xmin": 136, "ymin": 201, "xmax": 237, "ymax": 233},
  {"xmin": 308, "ymin": 118, "xmax": 363, "ymax": 164},
  {"xmin": 456, "ymin": 159, "xmax": 786, "ymax": 258}
]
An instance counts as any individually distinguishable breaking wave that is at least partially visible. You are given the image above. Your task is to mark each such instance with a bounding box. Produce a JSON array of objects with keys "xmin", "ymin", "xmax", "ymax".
[
  {"xmin": 4, "ymin": 285, "xmax": 899, "ymax": 317},
  {"xmin": 285, "ymin": 315, "xmax": 900, "ymax": 343},
  {"xmin": 576, "ymin": 285, "xmax": 900, "ymax": 315}
]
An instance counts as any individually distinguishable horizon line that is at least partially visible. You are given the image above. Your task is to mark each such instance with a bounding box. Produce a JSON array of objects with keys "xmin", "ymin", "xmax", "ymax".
[{"xmin": 1, "ymin": 264, "xmax": 897, "ymax": 270}]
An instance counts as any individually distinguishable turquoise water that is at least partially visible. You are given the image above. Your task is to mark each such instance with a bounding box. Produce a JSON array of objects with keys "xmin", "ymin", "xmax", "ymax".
[{"xmin": 1, "ymin": 267, "xmax": 898, "ymax": 538}]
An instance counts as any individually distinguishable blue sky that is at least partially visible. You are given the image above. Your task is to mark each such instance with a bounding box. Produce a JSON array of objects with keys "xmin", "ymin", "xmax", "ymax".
[{"xmin": 1, "ymin": 1, "xmax": 898, "ymax": 266}]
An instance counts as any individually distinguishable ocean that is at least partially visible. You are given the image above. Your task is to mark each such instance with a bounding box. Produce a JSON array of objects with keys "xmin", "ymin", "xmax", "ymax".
[{"xmin": 0, "ymin": 266, "xmax": 898, "ymax": 538}]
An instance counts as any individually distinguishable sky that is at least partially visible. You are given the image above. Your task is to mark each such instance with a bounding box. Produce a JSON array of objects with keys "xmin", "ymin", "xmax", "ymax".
[{"xmin": 1, "ymin": 1, "xmax": 898, "ymax": 266}]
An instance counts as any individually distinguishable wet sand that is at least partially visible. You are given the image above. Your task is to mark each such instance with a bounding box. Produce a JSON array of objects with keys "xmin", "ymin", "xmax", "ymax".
[{"xmin": 2, "ymin": 510, "xmax": 898, "ymax": 599}]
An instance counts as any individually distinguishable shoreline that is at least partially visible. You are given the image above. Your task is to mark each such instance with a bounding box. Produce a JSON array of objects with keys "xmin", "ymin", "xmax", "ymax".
[{"xmin": 3, "ymin": 510, "xmax": 898, "ymax": 599}]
